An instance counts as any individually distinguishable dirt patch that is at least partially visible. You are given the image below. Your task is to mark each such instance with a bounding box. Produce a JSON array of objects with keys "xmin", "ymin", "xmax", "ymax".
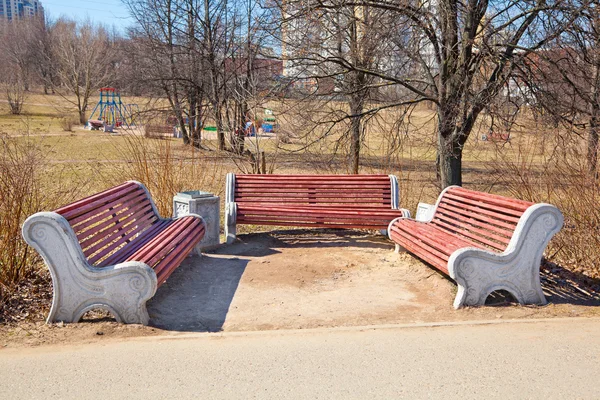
[{"xmin": 1, "ymin": 229, "xmax": 599, "ymax": 348}]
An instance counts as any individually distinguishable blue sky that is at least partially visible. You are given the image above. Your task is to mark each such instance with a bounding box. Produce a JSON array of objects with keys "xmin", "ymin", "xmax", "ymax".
[{"xmin": 43, "ymin": 0, "xmax": 135, "ymax": 29}]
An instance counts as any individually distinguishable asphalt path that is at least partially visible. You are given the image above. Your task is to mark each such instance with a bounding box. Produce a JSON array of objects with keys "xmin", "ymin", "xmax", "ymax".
[{"xmin": 1, "ymin": 318, "xmax": 599, "ymax": 399}]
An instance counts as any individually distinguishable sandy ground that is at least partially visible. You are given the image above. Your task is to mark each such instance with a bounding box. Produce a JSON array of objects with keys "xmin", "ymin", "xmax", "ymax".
[{"xmin": 1, "ymin": 229, "xmax": 598, "ymax": 348}]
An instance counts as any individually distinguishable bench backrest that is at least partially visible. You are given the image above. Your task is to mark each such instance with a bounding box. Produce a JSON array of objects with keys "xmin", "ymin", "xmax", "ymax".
[
  {"xmin": 230, "ymin": 174, "xmax": 397, "ymax": 209},
  {"xmin": 54, "ymin": 181, "xmax": 160, "ymax": 265},
  {"xmin": 431, "ymin": 186, "xmax": 534, "ymax": 252}
]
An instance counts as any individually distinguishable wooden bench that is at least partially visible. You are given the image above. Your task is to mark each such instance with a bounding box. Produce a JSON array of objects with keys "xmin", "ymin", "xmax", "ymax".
[
  {"xmin": 225, "ymin": 173, "xmax": 408, "ymax": 243},
  {"xmin": 22, "ymin": 181, "xmax": 206, "ymax": 325},
  {"xmin": 387, "ymin": 186, "xmax": 563, "ymax": 308}
]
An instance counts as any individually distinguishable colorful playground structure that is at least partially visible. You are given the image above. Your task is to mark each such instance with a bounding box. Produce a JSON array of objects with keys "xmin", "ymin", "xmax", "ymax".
[{"xmin": 86, "ymin": 88, "xmax": 139, "ymax": 132}]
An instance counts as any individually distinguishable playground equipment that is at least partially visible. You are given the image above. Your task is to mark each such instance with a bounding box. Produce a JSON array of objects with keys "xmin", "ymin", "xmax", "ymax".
[
  {"xmin": 87, "ymin": 88, "xmax": 139, "ymax": 130},
  {"xmin": 262, "ymin": 109, "xmax": 276, "ymax": 133}
]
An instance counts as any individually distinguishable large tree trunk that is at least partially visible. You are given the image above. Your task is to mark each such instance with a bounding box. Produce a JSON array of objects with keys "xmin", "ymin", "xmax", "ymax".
[
  {"xmin": 437, "ymin": 105, "xmax": 465, "ymax": 189},
  {"xmin": 438, "ymin": 134, "xmax": 463, "ymax": 189},
  {"xmin": 348, "ymin": 69, "xmax": 366, "ymax": 174},
  {"xmin": 79, "ymin": 110, "xmax": 86, "ymax": 124},
  {"xmin": 349, "ymin": 97, "xmax": 363, "ymax": 174}
]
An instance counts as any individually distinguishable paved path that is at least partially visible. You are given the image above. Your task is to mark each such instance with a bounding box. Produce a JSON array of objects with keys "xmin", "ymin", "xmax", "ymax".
[{"xmin": 1, "ymin": 318, "xmax": 599, "ymax": 399}]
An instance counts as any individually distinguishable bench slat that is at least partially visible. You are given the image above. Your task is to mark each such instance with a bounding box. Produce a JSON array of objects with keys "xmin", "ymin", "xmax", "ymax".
[
  {"xmin": 54, "ymin": 182, "xmax": 137, "ymax": 216},
  {"xmin": 77, "ymin": 204, "xmax": 155, "ymax": 246},
  {"xmin": 80, "ymin": 213, "xmax": 158, "ymax": 256},
  {"xmin": 236, "ymin": 183, "xmax": 391, "ymax": 189},
  {"xmin": 389, "ymin": 227, "xmax": 449, "ymax": 273},
  {"xmin": 58, "ymin": 184, "xmax": 143, "ymax": 220},
  {"xmin": 441, "ymin": 193, "xmax": 525, "ymax": 219},
  {"xmin": 86, "ymin": 219, "xmax": 158, "ymax": 264},
  {"xmin": 67, "ymin": 191, "xmax": 150, "ymax": 228},
  {"xmin": 150, "ymin": 221, "xmax": 204, "ymax": 272},
  {"xmin": 236, "ymin": 192, "xmax": 391, "ymax": 198},
  {"xmin": 448, "ymin": 187, "xmax": 533, "ymax": 212},
  {"xmin": 155, "ymin": 225, "xmax": 206, "ymax": 286},
  {"xmin": 431, "ymin": 218, "xmax": 507, "ymax": 252},
  {"xmin": 132, "ymin": 217, "xmax": 199, "ymax": 266},
  {"xmin": 98, "ymin": 219, "xmax": 173, "ymax": 267},
  {"xmin": 434, "ymin": 207, "xmax": 515, "ymax": 239},
  {"xmin": 440, "ymin": 197, "xmax": 522, "ymax": 224},
  {"xmin": 75, "ymin": 203, "xmax": 154, "ymax": 242},
  {"xmin": 236, "ymin": 219, "xmax": 392, "ymax": 229},
  {"xmin": 238, "ymin": 206, "xmax": 401, "ymax": 216},
  {"xmin": 396, "ymin": 220, "xmax": 486, "ymax": 253},
  {"xmin": 236, "ymin": 174, "xmax": 390, "ymax": 180}
]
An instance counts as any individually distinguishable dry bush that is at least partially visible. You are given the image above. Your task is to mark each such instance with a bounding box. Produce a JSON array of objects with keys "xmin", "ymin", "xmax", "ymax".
[
  {"xmin": 107, "ymin": 133, "xmax": 224, "ymax": 217},
  {"xmin": 487, "ymin": 132, "xmax": 600, "ymax": 280},
  {"xmin": 4, "ymin": 81, "xmax": 27, "ymax": 115},
  {"xmin": 0, "ymin": 135, "xmax": 85, "ymax": 307},
  {"xmin": 0, "ymin": 136, "xmax": 44, "ymax": 294},
  {"xmin": 59, "ymin": 116, "xmax": 76, "ymax": 132}
]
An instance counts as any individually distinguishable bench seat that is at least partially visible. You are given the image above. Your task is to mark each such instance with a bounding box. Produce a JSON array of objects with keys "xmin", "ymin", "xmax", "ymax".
[
  {"xmin": 388, "ymin": 186, "xmax": 564, "ymax": 308},
  {"xmin": 22, "ymin": 181, "xmax": 206, "ymax": 325}
]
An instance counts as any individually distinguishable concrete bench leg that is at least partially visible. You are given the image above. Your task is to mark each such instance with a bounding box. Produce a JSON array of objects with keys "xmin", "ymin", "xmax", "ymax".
[
  {"xmin": 22, "ymin": 213, "xmax": 157, "ymax": 325},
  {"xmin": 448, "ymin": 204, "xmax": 563, "ymax": 309},
  {"xmin": 224, "ymin": 172, "xmax": 237, "ymax": 244},
  {"xmin": 225, "ymin": 202, "xmax": 237, "ymax": 244}
]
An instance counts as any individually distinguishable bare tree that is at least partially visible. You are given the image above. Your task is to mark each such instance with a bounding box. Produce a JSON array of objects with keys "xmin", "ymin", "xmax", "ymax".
[
  {"xmin": 274, "ymin": 0, "xmax": 585, "ymax": 187},
  {"xmin": 125, "ymin": 0, "xmax": 275, "ymax": 152},
  {"xmin": 0, "ymin": 19, "xmax": 37, "ymax": 114},
  {"xmin": 521, "ymin": 4, "xmax": 600, "ymax": 176},
  {"xmin": 52, "ymin": 18, "xmax": 115, "ymax": 124},
  {"xmin": 274, "ymin": 3, "xmax": 396, "ymax": 173}
]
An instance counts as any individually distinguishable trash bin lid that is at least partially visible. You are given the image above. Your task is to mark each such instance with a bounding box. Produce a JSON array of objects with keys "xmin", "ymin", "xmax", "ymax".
[{"xmin": 177, "ymin": 190, "xmax": 214, "ymax": 199}]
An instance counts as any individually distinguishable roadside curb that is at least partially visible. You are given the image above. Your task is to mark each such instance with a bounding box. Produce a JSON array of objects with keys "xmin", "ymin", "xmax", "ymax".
[{"xmin": 144, "ymin": 316, "xmax": 600, "ymax": 342}]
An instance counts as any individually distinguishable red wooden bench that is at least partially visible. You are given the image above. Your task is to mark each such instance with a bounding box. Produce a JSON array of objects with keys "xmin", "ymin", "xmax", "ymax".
[
  {"xmin": 388, "ymin": 186, "xmax": 563, "ymax": 308},
  {"xmin": 225, "ymin": 173, "xmax": 408, "ymax": 242},
  {"xmin": 22, "ymin": 181, "xmax": 206, "ymax": 325}
]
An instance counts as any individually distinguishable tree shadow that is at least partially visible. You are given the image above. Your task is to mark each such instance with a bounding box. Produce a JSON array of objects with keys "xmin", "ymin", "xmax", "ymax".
[
  {"xmin": 224, "ymin": 228, "xmax": 394, "ymax": 254},
  {"xmin": 540, "ymin": 261, "xmax": 600, "ymax": 306},
  {"xmin": 147, "ymin": 254, "xmax": 247, "ymax": 332}
]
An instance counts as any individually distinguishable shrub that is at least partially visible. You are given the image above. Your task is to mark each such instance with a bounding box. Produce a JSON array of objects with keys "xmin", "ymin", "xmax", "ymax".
[
  {"xmin": 0, "ymin": 135, "xmax": 86, "ymax": 306},
  {"xmin": 487, "ymin": 131, "xmax": 600, "ymax": 280},
  {"xmin": 107, "ymin": 133, "xmax": 224, "ymax": 217},
  {"xmin": 59, "ymin": 116, "xmax": 77, "ymax": 132}
]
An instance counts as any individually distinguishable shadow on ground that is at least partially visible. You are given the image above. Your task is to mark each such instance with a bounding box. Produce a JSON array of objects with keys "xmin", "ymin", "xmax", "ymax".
[
  {"xmin": 216, "ymin": 229, "xmax": 393, "ymax": 257},
  {"xmin": 541, "ymin": 261, "xmax": 600, "ymax": 306},
  {"xmin": 147, "ymin": 255, "xmax": 248, "ymax": 332},
  {"xmin": 147, "ymin": 229, "xmax": 393, "ymax": 332}
]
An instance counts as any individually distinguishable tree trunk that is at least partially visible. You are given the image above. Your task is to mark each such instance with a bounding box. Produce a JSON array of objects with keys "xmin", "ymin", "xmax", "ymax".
[
  {"xmin": 349, "ymin": 109, "xmax": 361, "ymax": 174},
  {"xmin": 79, "ymin": 110, "xmax": 86, "ymax": 124},
  {"xmin": 438, "ymin": 133, "xmax": 463, "ymax": 189},
  {"xmin": 348, "ymin": 72, "xmax": 366, "ymax": 174}
]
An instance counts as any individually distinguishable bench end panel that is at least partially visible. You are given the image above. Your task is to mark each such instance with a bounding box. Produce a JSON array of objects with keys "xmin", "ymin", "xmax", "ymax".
[
  {"xmin": 448, "ymin": 203, "xmax": 563, "ymax": 308},
  {"xmin": 22, "ymin": 212, "xmax": 157, "ymax": 325}
]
